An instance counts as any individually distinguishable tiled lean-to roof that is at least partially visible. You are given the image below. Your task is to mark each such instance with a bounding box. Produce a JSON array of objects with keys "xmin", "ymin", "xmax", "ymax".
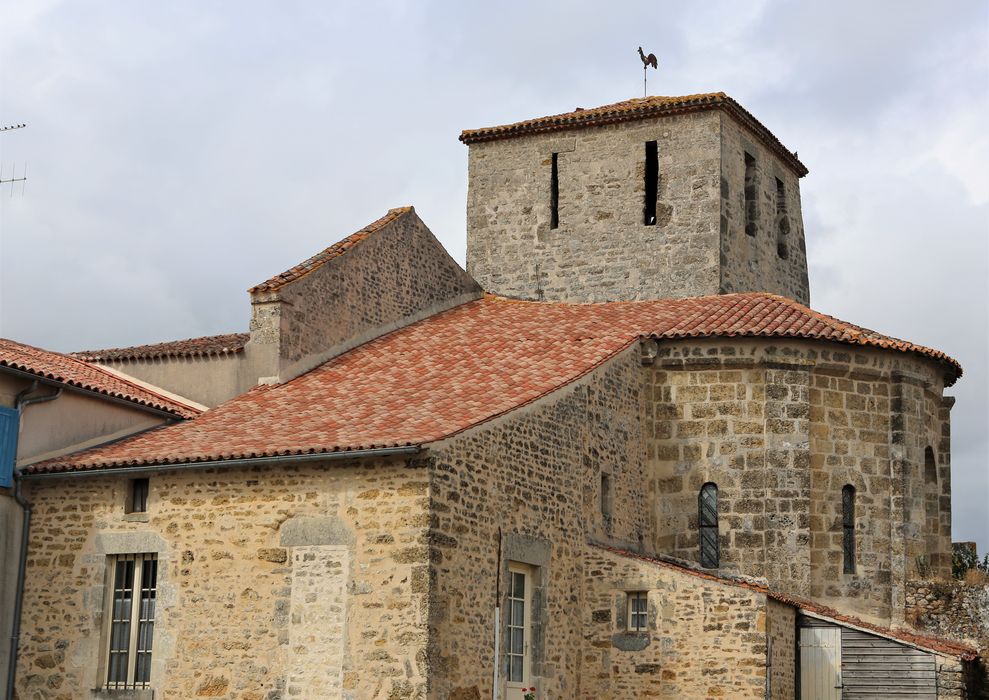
[
  {"xmin": 460, "ymin": 92, "xmax": 809, "ymax": 177},
  {"xmin": 0, "ymin": 338, "xmax": 201, "ymax": 419},
  {"xmin": 249, "ymin": 206, "xmax": 413, "ymax": 293},
  {"xmin": 72, "ymin": 332, "xmax": 249, "ymax": 362},
  {"xmin": 26, "ymin": 293, "xmax": 959, "ymax": 474}
]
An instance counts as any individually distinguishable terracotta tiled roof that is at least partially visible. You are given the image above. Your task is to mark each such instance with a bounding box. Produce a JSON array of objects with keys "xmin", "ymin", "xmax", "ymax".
[
  {"xmin": 0, "ymin": 338, "xmax": 201, "ymax": 419},
  {"xmin": 460, "ymin": 93, "xmax": 808, "ymax": 177},
  {"xmin": 25, "ymin": 293, "xmax": 959, "ymax": 474},
  {"xmin": 249, "ymin": 207, "xmax": 413, "ymax": 293},
  {"xmin": 72, "ymin": 333, "xmax": 249, "ymax": 362},
  {"xmin": 593, "ymin": 544, "xmax": 978, "ymax": 660}
]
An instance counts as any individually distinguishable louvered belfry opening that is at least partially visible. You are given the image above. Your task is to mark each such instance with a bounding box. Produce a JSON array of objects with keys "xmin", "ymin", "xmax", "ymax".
[{"xmin": 699, "ymin": 483, "xmax": 719, "ymax": 568}]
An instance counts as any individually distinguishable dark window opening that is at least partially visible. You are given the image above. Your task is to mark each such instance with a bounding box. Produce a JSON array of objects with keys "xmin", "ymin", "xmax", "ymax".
[
  {"xmin": 128, "ymin": 478, "xmax": 149, "ymax": 514},
  {"xmin": 699, "ymin": 483, "xmax": 719, "ymax": 568},
  {"xmin": 924, "ymin": 446, "xmax": 937, "ymax": 484},
  {"xmin": 644, "ymin": 141, "xmax": 658, "ymax": 225},
  {"xmin": 744, "ymin": 152, "xmax": 758, "ymax": 237},
  {"xmin": 600, "ymin": 473, "xmax": 613, "ymax": 526},
  {"xmin": 775, "ymin": 177, "xmax": 789, "ymax": 259},
  {"xmin": 550, "ymin": 152, "xmax": 559, "ymax": 230},
  {"xmin": 842, "ymin": 485, "xmax": 856, "ymax": 574}
]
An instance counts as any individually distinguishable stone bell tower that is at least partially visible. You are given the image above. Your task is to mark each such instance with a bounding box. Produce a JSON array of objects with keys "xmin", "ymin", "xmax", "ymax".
[{"xmin": 460, "ymin": 93, "xmax": 811, "ymax": 305}]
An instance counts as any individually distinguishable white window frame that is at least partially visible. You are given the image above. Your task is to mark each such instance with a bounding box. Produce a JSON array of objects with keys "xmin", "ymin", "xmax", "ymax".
[
  {"xmin": 100, "ymin": 553, "xmax": 158, "ymax": 690},
  {"xmin": 505, "ymin": 562, "xmax": 534, "ymax": 699},
  {"xmin": 627, "ymin": 591, "xmax": 648, "ymax": 632}
]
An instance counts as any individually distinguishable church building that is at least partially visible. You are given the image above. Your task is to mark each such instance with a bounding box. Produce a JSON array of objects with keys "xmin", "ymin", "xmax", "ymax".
[{"xmin": 3, "ymin": 93, "xmax": 984, "ymax": 699}]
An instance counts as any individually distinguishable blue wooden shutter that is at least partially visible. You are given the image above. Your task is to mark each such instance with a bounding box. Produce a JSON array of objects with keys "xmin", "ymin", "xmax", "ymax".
[{"xmin": 0, "ymin": 406, "xmax": 20, "ymax": 488}]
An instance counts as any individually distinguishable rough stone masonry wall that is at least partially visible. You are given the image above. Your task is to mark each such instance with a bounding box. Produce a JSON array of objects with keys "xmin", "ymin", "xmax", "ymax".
[
  {"xmin": 16, "ymin": 458, "xmax": 431, "ymax": 700},
  {"xmin": 766, "ymin": 598, "xmax": 795, "ymax": 700},
  {"xmin": 643, "ymin": 338, "xmax": 952, "ymax": 627},
  {"xmin": 906, "ymin": 579, "xmax": 989, "ymax": 653},
  {"xmin": 581, "ymin": 546, "xmax": 770, "ymax": 699},
  {"xmin": 424, "ymin": 346, "xmax": 650, "ymax": 699},
  {"xmin": 251, "ymin": 208, "xmax": 481, "ymax": 379},
  {"xmin": 466, "ymin": 111, "xmax": 724, "ymax": 302},
  {"xmin": 718, "ymin": 113, "xmax": 810, "ymax": 305},
  {"xmin": 645, "ymin": 340, "xmax": 812, "ymax": 596}
]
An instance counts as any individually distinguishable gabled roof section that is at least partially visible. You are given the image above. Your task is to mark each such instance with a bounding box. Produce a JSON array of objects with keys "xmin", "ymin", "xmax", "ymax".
[
  {"xmin": 593, "ymin": 544, "xmax": 978, "ymax": 660},
  {"xmin": 0, "ymin": 338, "xmax": 202, "ymax": 419},
  {"xmin": 460, "ymin": 92, "xmax": 808, "ymax": 177},
  {"xmin": 249, "ymin": 206, "xmax": 413, "ymax": 294},
  {"xmin": 25, "ymin": 292, "xmax": 959, "ymax": 474},
  {"xmin": 72, "ymin": 332, "xmax": 249, "ymax": 362}
]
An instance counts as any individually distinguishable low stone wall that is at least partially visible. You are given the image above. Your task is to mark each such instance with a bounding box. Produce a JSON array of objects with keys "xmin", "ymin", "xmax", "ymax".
[
  {"xmin": 581, "ymin": 546, "xmax": 770, "ymax": 699},
  {"xmin": 906, "ymin": 578, "xmax": 989, "ymax": 653}
]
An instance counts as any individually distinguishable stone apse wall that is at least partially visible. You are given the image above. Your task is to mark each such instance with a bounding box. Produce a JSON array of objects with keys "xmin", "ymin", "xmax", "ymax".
[
  {"xmin": 465, "ymin": 110, "xmax": 809, "ymax": 304},
  {"xmin": 15, "ymin": 458, "xmax": 431, "ymax": 700},
  {"xmin": 644, "ymin": 337, "xmax": 953, "ymax": 625}
]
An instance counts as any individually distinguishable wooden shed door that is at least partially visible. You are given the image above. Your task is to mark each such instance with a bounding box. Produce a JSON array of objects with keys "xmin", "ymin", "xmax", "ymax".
[{"xmin": 800, "ymin": 627, "xmax": 842, "ymax": 699}]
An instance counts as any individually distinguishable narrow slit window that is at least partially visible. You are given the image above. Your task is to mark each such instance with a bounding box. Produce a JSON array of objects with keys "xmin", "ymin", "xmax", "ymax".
[
  {"xmin": 105, "ymin": 553, "xmax": 157, "ymax": 689},
  {"xmin": 924, "ymin": 446, "xmax": 937, "ymax": 484},
  {"xmin": 842, "ymin": 485, "xmax": 856, "ymax": 574},
  {"xmin": 744, "ymin": 152, "xmax": 758, "ymax": 237},
  {"xmin": 127, "ymin": 478, "xmax": 149, "ymax": 514},
  {"xmin": 600, "ymin": 473, "xmax": 613, "ymax": 526},
  {"xmin": 644, "ymin": 141, "xmax": 658, "ymax": 225},
  {"xmin": 628, "ymin": 591, "xmax": 648, "ymax": 631},
  {"xmin": 550, "ymin": 152, "xmax": 559, "ymax": 230},
  {"xmin": 699, "ymin": 483, "xmax": 719, "ymax": 568},
  {"xmin": 775, "ymin": 177, "xmax": 789, "ymax": 259}
]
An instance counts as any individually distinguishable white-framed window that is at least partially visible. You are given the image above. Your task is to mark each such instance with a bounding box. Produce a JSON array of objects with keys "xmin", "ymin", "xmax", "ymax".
[
  {"xmin": 628, "ymin": 591, "xmax": 648, "ymax": 631},
  {"xmin": 505, "ymin": 562, "xmax": 534, "ymax": 699},
  {"xmin": 103, "ymin": 553, "xmax": 158, "ymax": 689}
]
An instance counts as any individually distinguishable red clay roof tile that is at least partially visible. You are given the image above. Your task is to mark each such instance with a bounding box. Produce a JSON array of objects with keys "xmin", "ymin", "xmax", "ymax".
[
  {"xmin": 460, "ymin": 93, "xmax": 808, "ymax": 177},
  {"xmin": 72, "ymin": 332, "xmax": 249, "ymax": 362},
  {"xmin": 248, "ymin": 206, "xmax": 413, "ymax": 294},
  {"xmin": 25, "ymin": 293, "xmax": 959, "ymax": 474},
  {"xmin": 0, "ymin": 338, "xmax": 201, "ymax": 419}
]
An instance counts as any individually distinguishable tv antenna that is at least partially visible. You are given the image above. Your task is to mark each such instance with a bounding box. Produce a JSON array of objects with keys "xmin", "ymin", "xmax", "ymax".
[
  {"xmin": 1, "ymin": 123, "xmax": 28, "ymax": 197},
  {"xmin": 638, "ymin": 47, "xmax": 658, "ymax": 97}
]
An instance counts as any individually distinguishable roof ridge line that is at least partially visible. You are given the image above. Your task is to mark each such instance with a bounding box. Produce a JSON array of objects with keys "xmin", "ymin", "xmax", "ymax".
[{"xmin": 248, "ymin": 206, "xmax": 415, "ymax": 294}]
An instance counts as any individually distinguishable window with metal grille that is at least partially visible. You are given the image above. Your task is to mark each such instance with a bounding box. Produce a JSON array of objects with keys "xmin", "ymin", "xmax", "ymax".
[
  {"xmin": 699, "ymin": 483, "xmax": 719, "ymax": 568},
  {"xmin": 127, "ymin": 478, "xmax": 149, "ymax": 514},
  {"xmin": 842, "ymin": 485, "xmax": 856, "ymax": 574},
  {"xmin": 104, "ymin": 553, "xmax": 157, "ymax": 689},
  {"xmin": 628, "ymin": 591, "xmax": 648, "ymax": 631}
]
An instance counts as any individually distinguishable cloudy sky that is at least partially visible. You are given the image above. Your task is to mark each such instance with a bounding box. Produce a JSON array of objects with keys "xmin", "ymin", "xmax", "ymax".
[{"xmin": 1, "ymin": 1, "xmax": 986, "ymax": 548}]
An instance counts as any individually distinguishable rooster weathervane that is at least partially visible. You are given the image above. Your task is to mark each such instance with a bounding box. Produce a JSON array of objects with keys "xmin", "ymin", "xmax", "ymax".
[{"xmin": 638, "ymin": 46, "xmax": 658, "ymax": 97}]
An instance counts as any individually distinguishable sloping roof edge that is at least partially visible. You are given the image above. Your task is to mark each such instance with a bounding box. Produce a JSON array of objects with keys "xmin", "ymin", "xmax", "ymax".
[
  {"xmin": 0, "ymin": 339, "xmax": 202, "ymax": 419},
  {"xmin": 460, "ymin": 93, "xmax": 809, "ymax": 177},
  {"xmin": 248, "ymin": 206, "xmax": 414, "ymax": 294},
  {"xmin": 593, "ymin": 544, "xmax": 978, "ymax": 660},
  {"xmin": 72, "ymin": 332, "xmax": 249, "ymax": 362}
]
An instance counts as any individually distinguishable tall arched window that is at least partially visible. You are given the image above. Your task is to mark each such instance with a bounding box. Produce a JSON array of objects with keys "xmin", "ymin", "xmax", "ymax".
[
  {"xmin": 699, "ymin": 483, "xmax": 719, "ymax": 568},
  {"xmin": 842, "ymin": 485, "xmax": 856, "ymax": 574}
]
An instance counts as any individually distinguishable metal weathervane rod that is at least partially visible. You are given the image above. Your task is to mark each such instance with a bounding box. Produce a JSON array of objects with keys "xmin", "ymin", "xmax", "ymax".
[{"xmin": 638, "ymin": 47, "xmax": 658, "ymax": 97}]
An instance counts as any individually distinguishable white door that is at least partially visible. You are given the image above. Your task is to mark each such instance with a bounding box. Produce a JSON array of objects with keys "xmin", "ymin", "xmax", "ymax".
[
  {"xmin": 505, "ymin": 563, "xmax": 533, "ymax": 700},
  {"xmin": 800, "ymin": 627, "xmax": 842, "ymax": 700}
]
